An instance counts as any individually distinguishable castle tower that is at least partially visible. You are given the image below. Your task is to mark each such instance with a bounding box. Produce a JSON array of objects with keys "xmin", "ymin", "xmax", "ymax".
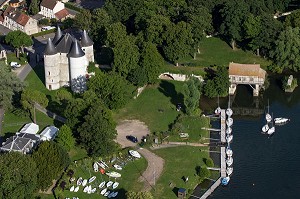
[
  {"xmin": 68, "ymin": 40, "xmax": 88, "ymax": 93},
  {"xmin": 80, "ymin": 30, "xmax": 94, "ymax": 63},
  {"xmin": 52, "ymin": 26, "xmax": 63, "ymax": 44},
  {"xmin": 44, "ymin": 38, "xmax": 60, "ymax": 90}
]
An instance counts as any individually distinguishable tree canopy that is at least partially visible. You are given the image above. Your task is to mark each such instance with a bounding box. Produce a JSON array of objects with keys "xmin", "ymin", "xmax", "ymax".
[
  {"xmin": 126, "ymin": 191, "xmax": 154, "ymax": 199},
  {"xmin": 32, "ymin": 141, "xmax": 70, "ymax": 190},
  {"xmin": 5, "ymin": 31, "xmax": 33, "ymax": 57},
  {"xmin": 182, "ymin": 77, "xmax": 202, "ymax": 115},
  {"xmin": 0, "ymin": 152, "xmax": 38, "ymax": 199},
  {"xmin": 55, "ymin": 124, "xmax": 75, "ymax": 151}
]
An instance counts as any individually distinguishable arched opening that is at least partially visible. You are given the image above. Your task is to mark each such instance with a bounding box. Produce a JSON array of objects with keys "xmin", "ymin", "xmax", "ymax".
[{"xmin": 159, "ymin": 74, "xmax": 175, "ymax": 80}]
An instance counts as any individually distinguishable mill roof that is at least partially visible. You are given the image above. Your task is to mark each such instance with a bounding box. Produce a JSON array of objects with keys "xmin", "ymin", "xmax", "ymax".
[
  {"xmin": 229, "ymin": 62, "xmax": 266, "ymax": 79},
  {"xmin": 44, "ymin": 38, "xmax": 57, "ymax": 55},
  {"xmin": 55, "ymin": 8, "xmax": 69, "ymax": 20}
]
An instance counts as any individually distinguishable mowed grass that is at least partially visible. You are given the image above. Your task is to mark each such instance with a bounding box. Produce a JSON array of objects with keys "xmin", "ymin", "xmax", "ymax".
[
  {"xmin": 56, "ymin": 155, "xmax": 147, "ymax": 199},
  {"xmin": 115, "ymin": 80, "xmax": 185, "ymax": 133},
  {"xmin": 152, "ymin": 146, "xmax": 209, "ymax": 199},
  {"xmin": 1, "ymin": 110, "xmax": 55, "ymax": 136},
  {"xmin": 179, "ymin": 37, "xmax": 271, "ymax": 69},
  {"xmin": 168, "ymin": 116, "xmax": 210, "ymax": 143}
]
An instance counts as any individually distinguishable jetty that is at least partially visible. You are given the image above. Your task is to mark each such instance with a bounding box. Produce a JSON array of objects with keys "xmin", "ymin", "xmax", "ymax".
[{"xmin": 193, "ymin": 109, "xmax": 228, "ymax": 199}]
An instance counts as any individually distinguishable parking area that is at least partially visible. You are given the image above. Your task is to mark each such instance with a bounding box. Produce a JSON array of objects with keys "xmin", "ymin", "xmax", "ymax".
[{"xmin": 116, "ymin": 120, "xmax": 150, "ymax": 148}]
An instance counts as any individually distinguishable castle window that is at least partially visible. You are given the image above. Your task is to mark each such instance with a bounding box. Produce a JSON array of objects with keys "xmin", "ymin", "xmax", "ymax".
[{"xmin": 48, "ymin": 71, "xmax": 50, "ymax": 75}]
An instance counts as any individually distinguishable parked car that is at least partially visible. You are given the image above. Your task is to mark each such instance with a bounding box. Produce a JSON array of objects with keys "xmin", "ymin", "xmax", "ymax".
[
  {"xmin": 10, "ymin": 62, "xmax": 21, "ymax": 68},
  {"xmin": 126, "ymin": 135, "xmax": 138, "ymax": 143}
]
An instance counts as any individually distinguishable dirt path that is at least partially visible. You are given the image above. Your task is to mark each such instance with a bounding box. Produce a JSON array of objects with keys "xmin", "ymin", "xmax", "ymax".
[{"xmin": 116, "ymin": 120, "xmax": 164, "ymax": 191}]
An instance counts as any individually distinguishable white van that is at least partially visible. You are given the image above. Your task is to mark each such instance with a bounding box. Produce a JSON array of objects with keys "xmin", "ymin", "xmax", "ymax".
[
  {"xmin": 41, "ymin": 26, "xmax": 55, "ymax": 31},
  {"xmin": 10, "ymin": 62, "xmax": 21, "ymax": 68}
]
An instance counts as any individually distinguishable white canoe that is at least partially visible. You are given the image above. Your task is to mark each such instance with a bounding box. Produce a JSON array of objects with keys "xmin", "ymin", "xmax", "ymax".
[
  {"xmin": 91, "ymin": 187, "xmax": 96, "ymax": 193},
  {"xmin": 112, "ymin": 182, "xmax": 119, "ymax": 189},
  {"xmin": 69, "ymin": 185, "xmax": 74, "ymax": 192},
  {"xmin": 93, "ymin": 162, "xmax": 99, "ymax": 172},
  {"xmin": 114, "ymin": 164, "xmax": 122, "ymax": 170},
  {"xmin": 106, "ymin": 171, "xmax": 121, "ymax": 178},
  {"xmin": 82, "ymin": 179, "xmax": 87, "ymax": 186},
  {"xmin": 106, "ymin": 181, "xmax": 113, "ymax": 187},
  {"xmin": 129, "ymin": 150, "xmax": 141, "ymax": 158},
  {"xmin": 88, "ymin": 176, "xmax": 96, "ymax": 183},
  {"xmin": 100, "ymin": 188, "xmax": 107, "ymax": 195},
  {"xmin": 74, "ymin": 186, "xmax": 79, "ymax": 192},
  {"xmin": 99, "ymin": 181, "xmax": 106, "ymax": 189},
  {"xmin": 104, "ymin": 190, "xmax": 110, "ymax": 197},
  {"xmin": 77, "ymin": 177, "xmax": 83, "ymax": 186}
]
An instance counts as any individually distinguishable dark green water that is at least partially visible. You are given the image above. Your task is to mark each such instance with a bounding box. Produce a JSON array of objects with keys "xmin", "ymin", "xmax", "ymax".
[{"xmin": 209, "ymin": 76, "xmax": 300, "ymax": 199}]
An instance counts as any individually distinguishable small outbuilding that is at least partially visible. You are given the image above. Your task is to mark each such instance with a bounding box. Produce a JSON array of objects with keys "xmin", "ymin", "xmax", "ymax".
[
  {"xmin": 178, "ymin": 188, "xmax": 186, "ymax": 198},
  {"xmin": 40, "ymin": 126, "xmax": 59, "ymax": 141}
]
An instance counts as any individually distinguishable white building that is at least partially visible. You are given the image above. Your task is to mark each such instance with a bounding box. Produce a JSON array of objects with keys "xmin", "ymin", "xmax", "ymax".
[
  {"xmin": 44, "ymin": 27, "xmax": 94, "ymax": 93},
  {"xmin": 19, "ymin": 123, "xmax": 39, "ymax": 134},
  {"xmin": 0, "ymin": 6, "xmax": 38, "ymax": 35},
  {"xmin": 39, "ymin": 0, "xmax": 70, "ymax": 20},
  {"xmin": 40, "ymin": 126, "xmax": 59, "ymax": 141}
]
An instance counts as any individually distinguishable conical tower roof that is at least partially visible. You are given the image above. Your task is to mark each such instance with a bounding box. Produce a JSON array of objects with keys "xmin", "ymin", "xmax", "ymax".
[
  {"xmin": 81, "ymin": 30, "xmax": 93, "ymax": 47},
  {"xmin": 52, "ymin": 26, "xmax": 63, "ymax": 44},
  {"xmin": 44, "ymin": 38, "xmax": 57, "ymax": 55},
  {"xmin": 68, "ymin": 39, "xmax": 85, "ymax": 58}
]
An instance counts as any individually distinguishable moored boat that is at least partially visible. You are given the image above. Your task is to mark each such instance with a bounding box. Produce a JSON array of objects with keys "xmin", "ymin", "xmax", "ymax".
[
  {"xmin": 274, "ymin": 117, "xmax": 289, "ymax": 125},
  {"xmin": 226, "ymin": 108, "xmax": 233, "ymax": 117},
  {"xmin": 106, "ymin": 181, "xmax": 113, "ymax": 187},
  {"xmin": 262, "ymin": 124, "xmax": 269, "ymax": 133},
  {"xmin": 112, "ymin": 182, "xmax": 119, "ymax": 189},
  {"xmin": 221, "ymin": 176, "xmax": 230, "ymax": 185},
  {"xmin": 129, "ymin": 150, "xmax": 141, "ymax": 158},
  {"xmin": 215, "ymin": 107, "xmax": 221, "ymax": 115},
  {"xmin": 226, "ymin": 134, "xmax": 233, "ymax": 143},
  {"xmin": 88, "ymin": 176, "xmax": 96, "ymax": 183},
  {"xmin": 76, "ymin": 177, "xmax": 83, "ymax": 186},
  {"xmin": 226, "ymin": 157, "xmax": 233, "ymax": 166},
  {"xmin": 226, "ymin": 127, "xmax": 232, "ymax": 135},
  {"xmin": 99, "ymin": 181, "xmax": 106, "ymax": 189},
  {"xmin": 226, "ymin": 167, "xmax": 233, "ymax": 175},
  {"xmin": 226, "ymin": 147, "xmax": 233, "ymax": 157},
  {"xmin": 226, "ymin": 118, "xmax": 233, "ymax": 127},
  {"xmin": 100, "ymin": 188, "xmax": 107, "ymax": 195},
  {"xmin": 267, "ymin": 126, "xmax": 275, "ymax": 135}
]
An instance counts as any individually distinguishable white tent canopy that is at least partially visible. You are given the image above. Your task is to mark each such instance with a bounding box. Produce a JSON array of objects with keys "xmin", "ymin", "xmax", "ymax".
[
  {"xmin": 40, "ymin": 126, "xmax": 59, "ymax": 141},
  {"xmin": 20, "ymin": 123, "xmax": 39, "ymax": 134},
  {"xmin": 41, "ymin": 126, "xmax": 59, "ymax": 141}
]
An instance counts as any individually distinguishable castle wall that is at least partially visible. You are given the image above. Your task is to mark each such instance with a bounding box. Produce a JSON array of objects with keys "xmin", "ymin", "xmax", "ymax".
[
  {"xmin": 59, "ymin": 53, "xmax": 70, "ymax": 87},
  {"xmin": 82, "ymin": 46, "xmax": 94, "ymax": 63},
  {"xmin": 69, "ymin": 56, "xmax": 88, "ymax": 92},
  {"xmin": 44, "ymin": 54, "xmax": 60, "ymax": 90}
]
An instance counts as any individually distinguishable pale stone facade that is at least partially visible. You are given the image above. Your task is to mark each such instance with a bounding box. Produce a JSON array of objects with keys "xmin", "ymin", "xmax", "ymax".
[{"xmin": 39, "ymin": 0, "xmax": 66, "ymax": 19}]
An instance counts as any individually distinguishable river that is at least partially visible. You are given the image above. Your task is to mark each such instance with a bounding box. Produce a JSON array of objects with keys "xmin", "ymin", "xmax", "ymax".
[{"xmin": 204, "ymin": 76, "xmax": 300, "ymax": 199}]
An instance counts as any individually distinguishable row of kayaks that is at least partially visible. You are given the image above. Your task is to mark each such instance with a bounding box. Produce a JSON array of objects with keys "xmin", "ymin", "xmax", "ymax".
[{"xmin": 76, "ymin": 176, "xmax": 96, "ymax": 186}]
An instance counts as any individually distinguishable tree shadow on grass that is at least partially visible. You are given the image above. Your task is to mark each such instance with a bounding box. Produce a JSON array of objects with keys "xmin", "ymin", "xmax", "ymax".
[
  {"xmin": 158, "ymin": 80, "xmax": 184, "ymax": 107},
  {"xmin": 172, "ymin": 187, "xmax": 179, "ymax": 197}
]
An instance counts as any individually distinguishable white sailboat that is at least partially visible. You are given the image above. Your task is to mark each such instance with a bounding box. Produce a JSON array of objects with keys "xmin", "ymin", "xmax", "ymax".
[
  {"xmin": 226, "ymin": 127, "xmax": 232, "ymax": 135},
  {"xmin": 226, "ymin": 147, "xmax": 233, "ymax": 157},
  {"xmin": 226, "ymin": 167, "xmax": 233, "ymax": 175},
  {"xmin": 226, "ymin": 157, "xmax": 233, "ymax": 166},
  {"xmin": 226, "ymin": 96, "xmax": 233, "ymax": 117},
  {"xmin": 226, "ymin": 118, "xmax": 233, "ymax": 127},
  {"xmin": 215, "ymin": 96, "xmax": 221, "ymax": 115},
  {"xmin": 261, "ymin": 124, "xmax": 269, "ymax": 133},
  {"xmin": 226, "ymin": 134, "xmax": 233, "ymax": 143},
  {"xmin": 267, "ymin": 113, "xmax": 275, "ymax": 135},
  {"xmin": 265, "ymin": 100, "xmax": 272, "ymax": 123},
  {"xmin": 274, "ymin": 117, "xmax": 289, "ymax": 125}
]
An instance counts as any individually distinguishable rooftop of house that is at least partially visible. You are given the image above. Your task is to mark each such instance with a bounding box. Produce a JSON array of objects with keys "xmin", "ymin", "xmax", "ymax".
[
  {"xmin": 40, "ymin": 0, "xmax": 58, "ymax": 10},
  {"xmin": 229, "ymin": 62, "xmax": 266, "ymax": 79},
  {"xmin": 3, "ymin": 6, "xmax": 31, "ymax": 26},
  {"xmin": 55, "ymin": 8, "xmax": 69, "ymax": 20}
]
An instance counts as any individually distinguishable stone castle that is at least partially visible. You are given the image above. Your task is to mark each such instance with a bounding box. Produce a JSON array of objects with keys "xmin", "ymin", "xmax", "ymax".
[{"xmin": 43, "ymin": 27, "xmax": 94, "ymax": 93}]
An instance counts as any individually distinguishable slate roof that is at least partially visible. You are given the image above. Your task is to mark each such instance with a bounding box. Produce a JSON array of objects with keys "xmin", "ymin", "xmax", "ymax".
[
  {"xmin": 44, "ymin": 38, "xmax": 57, "ymax": 55},
  {"xmin": 1, "ymin": 136, "xmax": 31, "ymax": 151},
  {"xmin": 81, "ymin": 30, "xmax": 93, "ymax": 47},
  {"xmin": 55, "ymin": 8, "xmax": 69, "ymax": 20},
  {"xmin": 56, "ymin": 33, "xmax": 74, "ymax": 53},
  {"xmin": 52, "ymin": 26, "xmax": 63, "ymax": 44},
  {"xmin": 40, "ymin": 0, "xmax": 57, "ymax": 10},
  {"xmin": 229, "ymin": 62, "xmax": 266, "ymax": 79},
  {"xmin": 68, "ymin": 39, "xmax": 85, "ymax": 58}
]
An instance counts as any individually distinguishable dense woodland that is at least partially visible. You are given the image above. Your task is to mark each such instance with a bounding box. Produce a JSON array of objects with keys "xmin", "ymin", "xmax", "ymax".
[{"xmin": 1, "ymin": 0, "xmax": 300, "ymax": 198}]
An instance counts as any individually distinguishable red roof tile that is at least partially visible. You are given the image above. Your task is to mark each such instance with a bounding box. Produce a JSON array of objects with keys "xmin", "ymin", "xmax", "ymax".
[
  {"xmin": 55, "ymin": 8, "xmax": 69, "ymax": 20},
  {"xmin": 40, "ymin": 0, "xmax": 57, "ymax": 10}
]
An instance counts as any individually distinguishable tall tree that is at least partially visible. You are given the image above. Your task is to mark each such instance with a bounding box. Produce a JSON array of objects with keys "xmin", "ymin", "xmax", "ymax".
[
  {"xmin": 29, "ymin": 0, "xmax": 40, "ymax": 15},
  {"xmin": 270, "ymin": 27, "xmax": 300, "ymax": 72},
  {"xmin": 55, "ymin": 124, "xmax": 75, "ymax": 151},
  {"xmin": 0, "ymin": 152, "xmax": 38, "ymax": 199},
  {"xmin": 74, "ymin": 10, "xmax": 92, "ymax": 31},
  {"xmin": 64, "ymin": 98, "xmax": 89, "ymax": 130},
  {"xmin": 243, "ymin": 14, "xmax": 262, "ymax": 55},
  {"xmin": 182, "ymin": 77, "xmax": 201, "ymax": 115},
  {"xmin": 219, "ymin": 0, "xmax": 249, "ymax": 49},
  {"xmin": 88, "ymin": 71, "xmax": 134, "ymax": 110},
  {"xmin": 21, "ymin": 89, "xmax": 48, "ymax": 118},
  {"xmin": 90, "ymin": 8, "xmax": 111, "ymax": 45},
  {"xmin": 32, "ymin": 141, "xmax": 70, "ymax": 190},
  {"xmin": 162, "ymin": 21, "xmax": 194, "ymax": 65},
  {"xmin": 5, "ymin": 31, "xmax": 33, "ymax": 57},
  {"xmin": 0, "ymin": 63, "xmax": 24, "ymax": 110},
  {"xmin": 78, "ymin": 102, "xmax": 118, "ymax": 156}
]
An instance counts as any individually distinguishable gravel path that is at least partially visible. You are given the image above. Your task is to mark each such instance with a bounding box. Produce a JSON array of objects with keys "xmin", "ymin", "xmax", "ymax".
[{"xmin": 116, "ymin": 120, "xmax": 164, "ymax": 191}]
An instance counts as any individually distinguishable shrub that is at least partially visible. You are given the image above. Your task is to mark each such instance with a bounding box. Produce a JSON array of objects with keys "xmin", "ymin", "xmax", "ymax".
[{"xmin": 204, "ymin": 157, "xmax": 214, "ymax": 167}]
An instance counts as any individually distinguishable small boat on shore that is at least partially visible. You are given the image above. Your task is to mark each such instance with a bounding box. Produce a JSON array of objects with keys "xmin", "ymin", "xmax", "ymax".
[
  {"xmin": 274, "ymin": 117, "xmax": 289, "ymax": 125},
  {"xmin": 226, "ymin": 134, "xmax": 233, "ymax": 143},
  {"xmin": 91, "ymin": 187, "xmax": 96, "ymax": 193},
  {"xmin": 106, "ymin": 181, "xmax": 113, "ymax": 187},
  {"xmin": 82, "ymin": 179, "xmax": 87, "ymax": 186},
  {"xmin": 77, "ymin": 177, "xmax": 83, "ymax": 186},
  {"xmin": 99, "ymin": 181, "xmax": 106, "ymax": 189},
  {"xmin": 104, "ymin": 190, "xmax": 110, "ymax": 197},
  {"xmin": 215, "ymin": 107, "xmax": 221, "ymax": 115},
  {"xmin": 226, "ymin": 118, "xmax": 233, "ymax": 127},
  {"xmin": 69, "ymin": 185, "xmax": 74, "ymax": 192},
  {"xmin": 106, "ymin": 171, "xmax": 121, "ymax": 178},
  {"xmin": 88, "ymin": 176, "xmax": 96, "ymax": 183},
  {"xmin": 266, "ymin": 113, "xmax": 272, "ymax": 123},
  {"xmin": 221, "ymin": 176, "xmax": 230, "ymax": 185},
  {"xmin": 226, "ymin": 157, "xmax": 233, "ymax": 166},
  {"xmin": 226, "ymin": 127, "xmax": 232, "ymax": 135},
  {"xmin": 226, "ymin": 167, "xmax": 233, "ymax": 175},
  {"xmin": 74, "ymin": 186, "xmax": 79, "ymax": 192},
  {"xmin": 129, "ymin": 150, "xmax": 141, "ymax": 158},
  {"xmin": 100, "ymin": 188, "xmax": 107, "ymax": 195},
  {"xmin": 93, "ymin": 162, "xmax": 99, "ymax": 172},
  {"xmin": 112, "ymin": 182, "xmax": 119, "ymax": 189},
  {"xmin": 114, "ymin": 164, "xmax": 122, "ymax": 170}
]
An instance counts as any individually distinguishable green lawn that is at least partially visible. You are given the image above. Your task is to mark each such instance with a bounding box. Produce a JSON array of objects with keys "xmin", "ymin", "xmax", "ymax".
[
  {"xmin": 152, "ymin": 146, "xmax": 210, "ymax": 199},
  {"xmin": 115, "ymin": 80, "xmax": 185, "ymax": 133},
  {"xmin": 6, "ymin": 52, "xmax": 28, "ymax": 65},
  {"xmin": 1, "ymin": 110, "xmax": 55, "ymax": 136},
  {"xmin": 168, "ymin": 115, "xmax": 210, "ymax": 143},
  {"xmin": 54, "ymin": 153, "xmax": 147, "ymax": 199},
  {"xmin": 178, "ymin": 37, "xmax": 271, "ymax": 69}
]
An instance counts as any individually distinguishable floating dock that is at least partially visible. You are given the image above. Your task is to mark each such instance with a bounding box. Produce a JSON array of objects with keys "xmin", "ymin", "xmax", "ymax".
[{"xmin": 196, "ymin": 110, "xmax": 228, "ymax": 199}]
